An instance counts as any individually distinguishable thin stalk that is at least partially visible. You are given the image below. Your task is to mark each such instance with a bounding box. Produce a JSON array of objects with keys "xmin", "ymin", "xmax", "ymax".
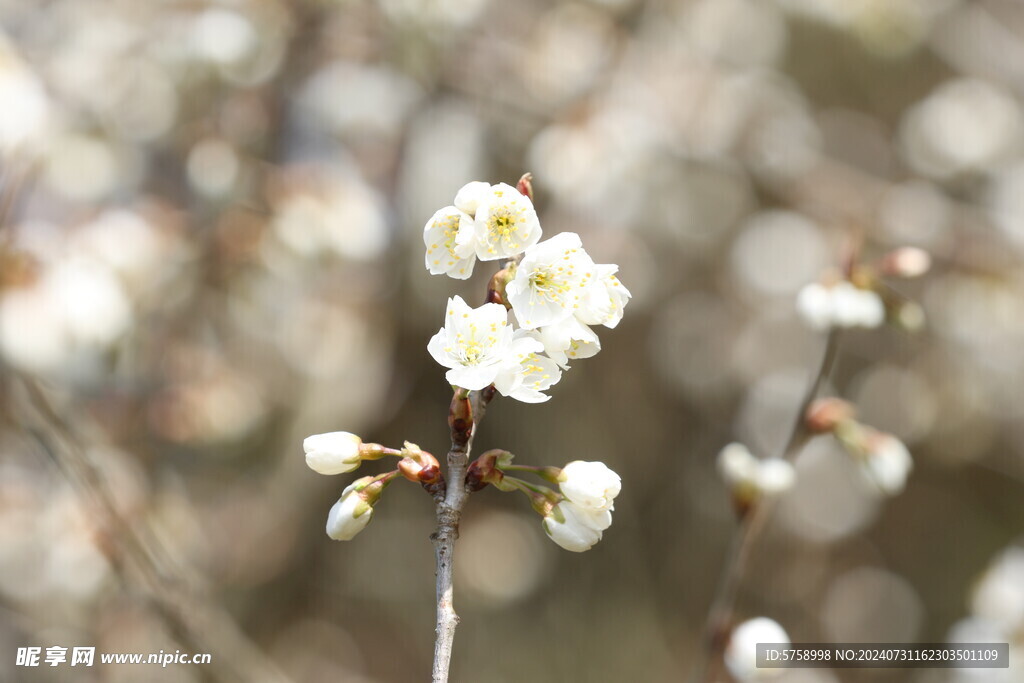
[{"xmin": 694, "ymin": 329, "xmax": 840, "ymax": 683}]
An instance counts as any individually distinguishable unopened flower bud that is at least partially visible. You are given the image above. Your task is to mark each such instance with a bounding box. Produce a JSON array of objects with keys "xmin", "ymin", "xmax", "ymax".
[
  {"xmin": 397, "ymin": 441, "xmax": 442, "ymax": 486},
  {"xmin": 836, "ymin": 423, "xmax": 913, "ymax": 496},
  {"xmin": 558, "ymin": 461, "xmax": 621, "ymax": 512},
  {"xmin": 466, "ymin": 449, "xmax": 514, "ymax": 491},
  {"xmin": 796, "ymin": 281, "xmax": 885, "ymax": 331},
  {"xmin": 725, "ymin": 617, "xmax": 790, "ymax": 681},
  {"xmin": 717, "ymin": 443, "xmax": 795, "ymax": 511},
  {"xmin": 448, "ymin": 390, "xmax": 473, "ymax": 445},
  {"xmin": 516, "ymin": 172, "xmax": 534, "ymax": 202},
  {"xmin": 861, "ymin": 431, "xmax": 914, "ymax": 496},
  {"xmin": 804, "ymin": 398, "xmax": 855, "ymax": 434},
  {"xmin": 304, "ymin": 431, "xmax": 364, "ymax": 475},
  {"xmin": 326, "ymin": 478, "xmax": 377, "ymax": 540},
  {"xmin": 542, "ymin": 500, "xmax": 609, "ymax": 553},
  {"xmin": 881, "ymin": 247, "xmax": 931, "ymax": 278},
  {"xmin": 486, "ymin": 264, "xmax": 515, "ymax": 308}
]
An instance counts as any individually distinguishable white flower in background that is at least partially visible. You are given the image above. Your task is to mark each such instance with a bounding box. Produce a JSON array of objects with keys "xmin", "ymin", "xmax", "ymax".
[
  {"xmin": 0, "ymin": 255, "xmax": 133, "ymax": 374},
  {"xmin": 472, "ymin": 182, "xmax": 542, "ymax": 261},
  {"xmin": 901, "ymin": 78, "xmax": 1022, "ymax": 179},
  {"xmin": 325, "ymin": 480, "xmax": 374, "ymax": 541},
  {"xmin": 577, "ymin": 263, "xmax": 632, "ymax": 329},
  {"xmin": 971, "ymin": 546, "xmax": 1024, "ymax": 632},
  {"xmin": 453, "ymin": 181, "xmax": 492, "ymax": 216},
  {"xmin": 423, "ymin": 206, "xmax": 477, "ymax": 279},
  {"xmin": 507, "ymin": 232, "xmax": 595, "ymax": 329},
  {"xmin": 0, "ymin": 38, "xmax": 49, "ymax": 153},
  {"xmin": 427, "ymin": 296, "xmax": 535, "ymax": 390},
  {"xmin": 191, "ymin": 8, "xmax": 257, "ymax": 66},
  {"xmin": 559, "ymin": 461, "xmax": 621, "ymax": 511},
  {"xmin": 542, "ymin": 500, "xmax": 610, "ymax": 552},
  {"xmin": 796, "ymin": 280, "xmax": 885, "ymax": 331},
  {"xmin": 303, "ymin": 431, "xmax": 363, "ymax": 475},
  {"xmin": 271, "ymin": 167, "xmax": 389, "ymax": 262},
  {"xmin": 717, "ymin": 443, "xmax": 796, "ymax": 498},
  {"xmin": 50, "ymin": 257, "xmax": 132, "ymax": 347},
  {"xmin": 493, "ymin": 335, "xmax": 562, "ymax": 403},
  {"xmin": 725, "ymin": 617, "xmax": 790, "ymax": 681},
  {"xmin": 71, "ymin": 209, "xmax": 167, "ymax": 287},
  {"xmin": 535, "ymin": 316, "xmax": 601, "ymax": 368},
  {"xmin": 859, "ymin": 432, "xmax": 913, "ymax": 496}
]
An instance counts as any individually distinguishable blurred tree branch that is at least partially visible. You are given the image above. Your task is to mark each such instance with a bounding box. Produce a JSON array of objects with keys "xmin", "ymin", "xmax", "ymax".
[{"xmin": 14, "ymin": 376, "xmax": 293, "ymax": 683}]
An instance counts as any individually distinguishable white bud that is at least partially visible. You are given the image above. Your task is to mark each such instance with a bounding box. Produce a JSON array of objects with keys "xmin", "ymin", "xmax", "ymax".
[
  {"xmin": 795, "ymin": 282, "xmax": 833, "ymax": 331},
  {"xmin": 325, "ymin": 482, "xmax": 373, "ymax": 540},
  {"xmin": 717, "ymin": 443, "xmax": 795, "ymax": 498},
  {"xmin": 303, "ymin": 431, "xmax": 363, "ymax": 475},
  {"xmin": 542, "ymin": 501, "xmax": 608, "ymax": 552},
  {"xmin": 725, "ymin": 617, "xmax": 789, "ymax": 681},
  {"xmin": 861, "ymin": 433, "xmax": 913, "ymax": 496},
  {"xmin": 559, "ymin": 460, "xmax": 621, "ymax": 511},
  {"xmin": 796, "ymin": 280, "xmax": 885, "ymax": 331},
  {"xmin": 884, "ymin": 247, "xmax": 932, "ymax": 278}
]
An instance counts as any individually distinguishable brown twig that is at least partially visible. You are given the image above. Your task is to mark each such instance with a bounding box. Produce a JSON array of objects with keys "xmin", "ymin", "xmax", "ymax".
[
  {"xmin": 694, "ymin": 329, "xmax": 840, "ymax": 683},
  {"xmin": 15, "ymin": 376, "xmax": 292, "ymax": 683},
  {"xmin": 430, "ymin": 385, "xmax": 494, "ymax": 682}
]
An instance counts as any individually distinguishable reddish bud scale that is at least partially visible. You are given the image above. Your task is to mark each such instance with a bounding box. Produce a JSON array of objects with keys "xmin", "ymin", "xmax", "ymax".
[
  {"xmin": 805, "ymin": 397, "xmax": 855, "ymax": 434},
  {"xmin": 465, "ymin": 461, "xmax": 488, "ymax": 492},
  {"xmin": 448, "ymin": 392, "xmax": 473, "ymax": 447},
  {"xmin": 516, "ymin": 173, "xmax": 534, "ymax": 202},
  {"xmin": 486, "ymin": 266, "xmax": 514, "ymax": 309}
]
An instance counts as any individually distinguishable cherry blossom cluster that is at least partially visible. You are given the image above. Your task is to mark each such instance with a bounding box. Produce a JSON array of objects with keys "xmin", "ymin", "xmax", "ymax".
[
  {"xmin": 719, "ymin": 245, "xmax": 926, "ymax": 507},
  {"xmin": 468, "ymin": 452, "xmax": 621, "ymax": 553},
  {"xmin": 302, "ymin": 175, "xmax": 628, "ymax": 553},
  {"xmin": 796, "ymin": 246, "xmax": 930, "ymax": 332},
  {"xmin": 424, "ymin": 180, "xmax": 631, "ymax": 402}
]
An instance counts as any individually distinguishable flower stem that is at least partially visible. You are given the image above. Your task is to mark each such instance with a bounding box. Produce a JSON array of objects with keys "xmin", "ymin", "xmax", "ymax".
[
  {"xmin": 693, "ymin": 329, "xmax": 840, "ymax": 683},
  {"xmin": 430, "ymin": 386, "xmax": 494, "ymax": 682},
  {"xmin": 501, "ymin": 464, "xmax": 562, "ymax": 483}
]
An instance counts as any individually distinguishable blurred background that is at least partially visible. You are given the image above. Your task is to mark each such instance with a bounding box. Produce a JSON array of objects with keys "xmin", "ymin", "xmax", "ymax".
[{"xmin": 0, "ymin": 0, "xmax": 1023, "ymax": 681}]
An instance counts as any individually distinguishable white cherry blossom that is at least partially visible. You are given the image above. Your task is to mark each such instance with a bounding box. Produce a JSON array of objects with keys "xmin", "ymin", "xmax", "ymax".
[
  {"xmin": 427, "ymin": 296, "xmax": 527, "ymax": 390},
  {"xmin": 453, "ymin": 181, "xmax": 491, "ymax": 216},
  {"xmin": 423, "ymin": 206, "xmax": 477, "ymax": 279},
  {"xmin": 507, "ymin": 232, "xmax": 595, "ymax": 329},
  {"xmin": 576, "ymin": 263, "xmax": 631, "ymax": 329},
  {"xmin": 534, "ymin": 317, "xmax": 601, "ymax": 368},
  {"xmin": 472, "ymin": 183, "xmax": 542, "ymax": 261},
  {"xmin": 493, "ymin": 334, "xmax": 562, "ymax": 403}
]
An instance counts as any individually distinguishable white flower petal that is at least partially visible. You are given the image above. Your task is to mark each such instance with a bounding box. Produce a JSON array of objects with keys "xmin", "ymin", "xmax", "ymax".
[{"xmin": 560, "ymin": 461, "xmax": 621, "ymax": 511}]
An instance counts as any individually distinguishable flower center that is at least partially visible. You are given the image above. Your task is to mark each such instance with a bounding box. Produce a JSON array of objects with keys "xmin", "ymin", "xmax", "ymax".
[
  {"xmin": 486, "ymin": 207, "xmax": 523, "ymax": 253},
  {"xmin": 530, "ymin": 267, "xmax": 572, "ymax": 304}
]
